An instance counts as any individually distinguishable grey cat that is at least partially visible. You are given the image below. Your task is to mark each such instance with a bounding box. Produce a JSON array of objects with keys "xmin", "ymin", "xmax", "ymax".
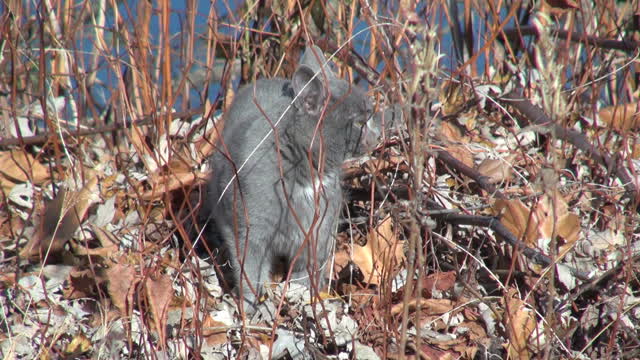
[{"xmin": 200, "ymin": 45, "xmax": 378, "ymax": 313}]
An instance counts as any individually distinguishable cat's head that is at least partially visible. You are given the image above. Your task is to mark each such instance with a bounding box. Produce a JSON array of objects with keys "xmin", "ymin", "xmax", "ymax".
[{"xmin": 290, "ymin": 45, "xmax": 379, "ymax": 158}]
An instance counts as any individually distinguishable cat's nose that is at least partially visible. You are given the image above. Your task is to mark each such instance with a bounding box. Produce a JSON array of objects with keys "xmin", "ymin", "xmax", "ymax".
[
  {"xmin": 377, "ymin": 105, "xmax": 402, "ymax": 130},
  {"xmin": 360, "ymin": 116, "xmax": 381, "ymax": 149},
  {"xmin": 360, "ymin": 104, "xmax": 403, "ymax": 149}
]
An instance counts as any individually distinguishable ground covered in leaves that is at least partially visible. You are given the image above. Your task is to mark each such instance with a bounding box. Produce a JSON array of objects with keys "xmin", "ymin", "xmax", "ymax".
[{"xmin": 2, "ymin": 1, "xmax": 640, "ymax": 359}]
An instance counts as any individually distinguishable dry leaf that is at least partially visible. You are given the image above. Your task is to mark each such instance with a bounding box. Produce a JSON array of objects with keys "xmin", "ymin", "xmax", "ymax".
[
  {"xmin": 598, "ymin": 102, "xmax": 640, "ymax": 132},
  {"xmin": 92, "ymin": 224, "xmax": 121, "ymax": 248},
  {"xmin": 64, "ymin": 332, "xmax": 92, "ymax": 356},
  {"xmin": 439, "ymin": 81, "xmax": 465, "ymax": 116},
  {"xmin": 106, "ymin": 262, "xmax": 139, "ymax": 315},
  {"xmin": 557, "ymin": 213, "xmax": 581, "ymax": 256},
  {"xmin": 503, "ymin": 288, "xmax": 536, "ymax": 360},
  {"xmin": 66, "ymin": 223, "xmax": 119, "ymax": 262},
  {"xmin": 146, "ymin": 273, "xmax": 174, "ymax": 348},
  {"xmin": 363, "ymin": 158, "xmax": 395, "ymax": 173},
  {"xmin": 0, "ymin": 150, "xmax": 49, "ymax": 183},
  {"xmin": 141, "ymin": 171, "xmax": 208, "ymax": 201},
  {"xmin": 439, "ymin": 122, "xmax": 466, "ymax": 143},
  {"xmin": 413, "ymin": 271, "xmax": 456, "ymax": 298},
  {"xmin": 195, "ymin": 107, "xmax": 223, "ymax": 162},
  {"xmin": 632, "ymin": 143, "xmax": 640, "ymax": 159},
  {"xmin": 391, "ymin": 298, "xmax": 455, "ymax": 316},
  {"xmin": 544, "ymin": 0, "xmax": 579, "ymax": 9},
  {"xmin": 20, "ymin": 176, "xmax": 100, "ymax": 261},
  {"xmin": 351, "ymin": 216, "xmax": 403, "ymax": 285},
  {"xmin": 476, "ymin": 157, "xmax": 514, "ymax": 184},
  {"xmin": 457, "ymin": 111, "xmax": 478, "ymax": 132},
  {"xmin": 492, "ymin": 191, "xmax": 580, "ymax": 253},
  {"xmin": 0, "ymin": 213, "xmax": 24, "ymax": 241},
  {"xmin": 446, "ymin": 145, "xmax": 475, "ymax": 169},
  {"xmin": 202, "ymin": 314, "xmax": 230, "ymax": 346},
  {"xmin": 0, "ymin": 150, "xmax": 49, "ymax": 194},
  {"xmin": 493, "ymin": 198, "xmax": 538, "ymax": 246},
  {"xmin": 63, "ymin": 268, "xmax": 98, "ymax": 300}
]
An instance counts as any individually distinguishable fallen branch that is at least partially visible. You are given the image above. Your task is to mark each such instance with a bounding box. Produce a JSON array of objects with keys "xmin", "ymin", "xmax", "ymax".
[
  {"xmin": 503, "ymin": 26, "xmax": 640, "ymax": 53},
  {"xmin": 345, "ymin": 182, "xmax": 592, "ymax": 282},
  {"xmin": 501, "ymin": 90, "xmax": 638, "ymax": 202},
  {"xmin": 0, "ymin": 106, "xmax": 205, "ymax": 148}
]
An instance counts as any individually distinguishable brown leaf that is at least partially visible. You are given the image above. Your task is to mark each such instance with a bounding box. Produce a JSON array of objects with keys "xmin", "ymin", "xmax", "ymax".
[
  {"xmin": 145, "ymin": 273, "xmax": 174, "ymax": 348},
  {"xmin": 0, "ymin": 150, "xmax": 49, "ymax": 183},
  {"xmin": 492, "ymin": 191, "xmax": 579, "ymax": 255},
  {"xmin": 106, "ymin": 262, "xmax": 139, "ymax": 315},
  {"xmin": 63, "ymin": 332, "xmax": 92, "ymax": 356},
  {"xmin": 363, "ymin": 158, "xmax": 395, "ymax": 174},
  {"xmin": 492, "ymin": 198, "xmax": 539, "ymax": 246},
  {"xmin": 503, "ymin": 288, "xmax": 537, "ymax": 360},
  {"xmin": 557, "ymin": 213, "xmax": 581, "ymax": 256},
  {"xmin": 598, "ymin": 102, "xmax": 640, "ymax": 132},
  {"xmin": 632, "ymin": 143, "xmax": 640, "ymax": 159},
  {"xmin": 439, "ymin": 81, "xmax": 465, "ymax": 116},
  {"xmin": 0, "ymin": 150, "xmax": 49, "ymax": 194},
  {"xmin": 194, "ymin": 103, "xmax": 224, "ymax": 162},
  {"xmin": 439, "ymin": 122, "xmax": 466, "ymax": 143},
  {"xmin": 445, "ymin": 145, "xmax": 475, "ymax": 169},
  {"xmin": 351, "ymin": 216, "xmax": 403, "ymax": 285},
  {"xmin": 140, "ymin": 171, "xmax": 209, "ymax": 201},
  {"xmin": 202, "ymin": 314, "xmax": 229, "ymax": 346},
  {"xmin": 544, "ymin": 0, "xmax": 579, "ymax": 9},
  {"xmin": 20, "ymin": 176, "xmax": 100, "ymax": 261},
  {"xmin": 63, "ymin": 268, "xmax": 99, "ymax": 300},
  {"xmin": 476, "ymin": 156, "xmax": 515, "ymax": 184},
  {"xmin": 419, "ymin": 271, "xmax": 456, "ymax": 298},
  {"xmin": 0, "ymin": 213, "xmax": 24, "ymax": 241},
  {"xmin": 333, "ymin": 234, "xmax": 351, "ymax": 271},
  {"xmin": 391, "ymin": 298, "xmax": 455, "ymax": 316},
  {"xmin": 69, "ymin": 224, "xmax": 120, "ymax": 257}
]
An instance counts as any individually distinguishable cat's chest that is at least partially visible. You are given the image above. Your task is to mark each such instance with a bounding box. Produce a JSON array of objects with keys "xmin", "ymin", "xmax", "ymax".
[{"xmin": 294, "ymin": 173, "xmax": 340, "ymax": 205}]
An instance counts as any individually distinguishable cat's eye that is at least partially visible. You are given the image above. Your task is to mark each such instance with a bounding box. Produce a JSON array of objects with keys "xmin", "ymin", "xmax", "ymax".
[{"xmin": 355, "ymin": 114, "xmax": 371, "ymax": 127}]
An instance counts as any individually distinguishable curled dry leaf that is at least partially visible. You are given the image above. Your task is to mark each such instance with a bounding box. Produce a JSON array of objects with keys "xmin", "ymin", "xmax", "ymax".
[
  {"xmin": 194, "ymin": 103, "xmax": 223, "ymax": 162},
  {"xmin": 201, "ymin": 314, "xmax": 229, "ymax": 346},
  {"xmin": 20, "ymin": 176, "xmax": 101, "ymax": 261},
  {"xmin": 476, "ymin": 156, "xmax": 515, "ymax": 184},
  {"xmin": 632, "ymin": 143, "xmax": 640, "ymax": 159},
  {"xmin": 141, "ymin": 124, "xmax": 215, "ymax": 200},
  {"xmin": 342, "ymin": 156, "xmax": 409, "ymax": 182},
  {"xmin": 439, "ymin": 121, "xmax": 468, "ymax": 144},
  {"xmin": 106, "ymin": 261, "xmax": 139, "ymax": 315},
  {"xmin": 70, "ymin": 225, "xmax": 119, "ymax": 258},
  {"xmin": 63, "ymin": 332, "xmax": 92, "ymax": 356},
  {"xmin": 140, "ymin": 170, "xmax": 209, "ymax": 201},
  {"xmin": 363, "ymin": 158, "xmax": 395, "ymax": 174},
  {"xmin": 145, "ymin": 273, "xmax": 174, "ymax": 348},
  {"xmin": 446, "ymin": 145, "xmax": 475, "ymax": 169},
  {"xmin": 0, "ymin": 212, "xmax": 24, "ymax": 241},
  {"xmin": 351, "ymin": 215, "xmax": 403, "ymax": 285},
  {"xmin": 418, "ymin": 271, "xmax": 456, "ymax": 298},
  {"xmin": 439, "ymin": 81, "xmax": 465, "ymax": 116},
  {"xmin": 503, "ymin": 288, "xmax": 537, "ymax": 360},
  {"xmin": 492, "ymin": 190, "xmax": 580, "ymax": 254},
  {"xmin": 63, "ymin": 268, "xmax": 98, "ymax": 300},
  {"xmin": 390, "ymin": 296, "xmax": 485, "ymax": 358},
  {"xmin": 0, "ymin": 150, "xmax": 49, "ymax": 194},
  {"xmin": 598, "ymin": 102, "xmax": 640, "ymax": 132},
  {"xmin": 544, "ymin": 0, "xmax": 580, "ymax": 10},
  {"xmin": 393, "ymin": 298, "xmax": 456, "ymax": 317}
]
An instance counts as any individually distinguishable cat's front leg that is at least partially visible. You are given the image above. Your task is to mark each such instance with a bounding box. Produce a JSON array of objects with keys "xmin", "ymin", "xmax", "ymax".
[{"xmin": 232, "ymin": 235, "xmax": 272, "ymax": 315}]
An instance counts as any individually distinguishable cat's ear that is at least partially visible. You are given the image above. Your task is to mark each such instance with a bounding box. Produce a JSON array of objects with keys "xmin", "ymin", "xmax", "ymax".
[
  {"xmin": 292, "ymin": 64, "xmax": 327, "ymax": 116},
  {"xmin": 299, "ymin": 45, "xmax": 336, "ymax": 80}
]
